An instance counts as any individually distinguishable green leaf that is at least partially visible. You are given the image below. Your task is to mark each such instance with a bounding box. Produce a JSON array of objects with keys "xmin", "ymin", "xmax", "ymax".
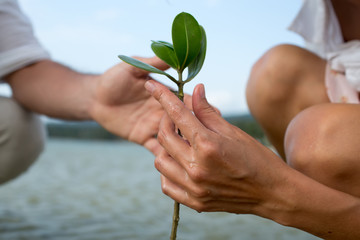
[
  {"xmin": 151, "ymin": 41, "xmax": 179, "ymax": 69},
  {"xmin": 118, "ymin": 55, "xmax": 177, "ymax": 83},
  {"xmin": 154, "ymin": 40, "xmax": 174, "ymax": 49},
  {"xmin": 172, "ymin": 12, "xmax": 202, "ymax": 71},
  {"xmin": 185, "ymin": 25, "xmax": 207, "ymax": 82}
]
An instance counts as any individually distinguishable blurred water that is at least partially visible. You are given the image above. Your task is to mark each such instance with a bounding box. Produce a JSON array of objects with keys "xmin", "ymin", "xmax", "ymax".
[{"xmin": 0, "ymin": 139, "xmax": 320, "ymax": 240}]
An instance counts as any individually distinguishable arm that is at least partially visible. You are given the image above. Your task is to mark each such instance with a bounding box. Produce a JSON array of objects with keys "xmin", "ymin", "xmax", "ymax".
[
  {"xmin": 5, "ymin": 60, "xmax": 96, "ymax": 120},
  {"xmin": 5, "ymin": 57, "xmax": 169, "ymax": 154},
  {"xmin": 271, "ymin": 169, "xmax": 360, "ymax": 239},
  {"xmin": 145, "ymin": 80, "xmax": 360, "ymax": 239}
]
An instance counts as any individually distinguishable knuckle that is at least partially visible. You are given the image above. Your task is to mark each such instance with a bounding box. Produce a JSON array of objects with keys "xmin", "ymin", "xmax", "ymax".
[
  {"xmin": 157, "ymin": 128, "xmax": 166, "ymax": 146},
  {"xmin": 195, "ymin": 135, "xmax": 219, "ymax": 159},
  {"xmin": 167, "ymin": 103, "xmax": 183, "ymax": 123},
  {"xmin": 160, "ymin": 178, "xmax": 172, "ymax": 197},
  {"xmin": 154, "ymin": 88, "xmax": 165, "ymax": 102},
  {"xmin": 154, "ymin": 156, "xmax": 162, "ymax": 171},
  {"xmin": 187, "ymin": 166, "xmax": 207, "ymax": 183},
  {"xmin": 161, "ymin": 183, "xmax": 170, "ymax": 196},
  {"xmin": 154, "ymin": 152, "xmax": 167, "ymax": 172}
]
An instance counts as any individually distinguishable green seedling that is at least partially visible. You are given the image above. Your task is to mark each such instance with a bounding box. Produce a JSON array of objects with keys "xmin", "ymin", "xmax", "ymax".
[
  {"xmin": 118, "ymin": 12, "xmax": 207, "ymax": 240},
  {"xmin": 118, "ymin": 12, "xmax": 206, "ymax": 101}
]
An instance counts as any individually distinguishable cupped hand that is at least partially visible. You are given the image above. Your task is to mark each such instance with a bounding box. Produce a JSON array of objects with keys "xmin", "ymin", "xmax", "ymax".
[
  {"xmin": 145, "ymin": 80, "xmax": 290, "ymax": 214},
  {"xmin": 90, "ymin": 56, "xmax": 175, "ymax": 155}
]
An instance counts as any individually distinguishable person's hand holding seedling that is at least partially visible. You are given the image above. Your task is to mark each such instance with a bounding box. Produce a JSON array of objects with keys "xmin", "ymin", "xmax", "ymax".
[{"xmin": 118, "ymin": 12, "xmax": 206, "ymax": 240}]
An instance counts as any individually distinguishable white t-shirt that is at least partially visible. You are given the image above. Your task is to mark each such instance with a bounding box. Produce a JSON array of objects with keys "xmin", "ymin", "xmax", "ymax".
[
  {"xmin": 0, "ymin": 0, "xmax": 49, "ymax": 80},
  {"xmin": 288, "ymin": 0, "xmax": 360, "ymax": 92}
]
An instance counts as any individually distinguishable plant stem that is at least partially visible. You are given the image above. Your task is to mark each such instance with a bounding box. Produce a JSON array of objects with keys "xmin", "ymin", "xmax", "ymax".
[
  {"xmin": 169, "ymin": 71, "xmax": 185, "ymax": 240},
  {"xmin": 170, "ymin": 201, "xmax": 180, "ymax": 240},
  {"xmin": 177, "ymin": 71, "xmax": 184, "ymax": 102}
]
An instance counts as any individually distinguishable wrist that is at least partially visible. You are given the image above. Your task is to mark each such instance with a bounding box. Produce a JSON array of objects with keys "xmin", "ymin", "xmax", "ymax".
[
  {"xmin": 82, "ymin": 74, "xmax": 99, "ymax": 120},
  {"xmin": 253, "ymin": 164, "xmax": 300, "ymax": 226},
  {"xmin": 257, "ymin": 165, "xmax": 360, "ymax": 239}
]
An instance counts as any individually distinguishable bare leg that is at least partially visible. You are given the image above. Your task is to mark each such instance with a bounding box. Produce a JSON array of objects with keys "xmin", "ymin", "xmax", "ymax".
[
  {"xmin": 246, "ymin": 44, "xmax": 329, "ymax": 158},
  {"xmin": 247, "ymin": 45, "xmax": 360, "ymax": 198},
  {"xmin": 285, "ymin": 103, "xmax": 360, "ymax": 197}
]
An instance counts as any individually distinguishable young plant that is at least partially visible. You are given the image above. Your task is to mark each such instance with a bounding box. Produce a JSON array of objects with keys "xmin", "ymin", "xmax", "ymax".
[{"xmin": 118, "ymin": 12, "xmax": 206, "ymax": 240}]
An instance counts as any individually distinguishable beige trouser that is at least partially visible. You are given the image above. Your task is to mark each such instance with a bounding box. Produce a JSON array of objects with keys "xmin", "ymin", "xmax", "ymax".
[{"xmin": 0, "ymin": 97, "xmax": 46, "ymax": 184}]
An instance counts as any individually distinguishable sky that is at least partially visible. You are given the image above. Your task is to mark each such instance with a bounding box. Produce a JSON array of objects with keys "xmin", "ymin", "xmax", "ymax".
[{"xmin": 0, "ymin": 0, "xmax": 304, "ymax": 115}]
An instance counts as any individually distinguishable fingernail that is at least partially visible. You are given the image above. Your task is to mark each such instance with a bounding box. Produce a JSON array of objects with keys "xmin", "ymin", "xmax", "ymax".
[
  {"xmin": 199, "ymin": 84, "xmax": 206, "ymax": 99},
  {"xmin": 145, "ymin": 80, "xmax": 156, "ymax": 93}
]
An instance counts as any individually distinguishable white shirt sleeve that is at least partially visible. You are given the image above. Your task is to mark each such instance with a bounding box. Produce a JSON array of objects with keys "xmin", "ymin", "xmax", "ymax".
[
  {"xmin": 288, "ymin": 0, "xmax": 343, "ymax": 58},
  {"xmin": 0, "ymin": 0, "xmax": 50, "ymax": 80},
  {"xmin": 288, "ymin": 0, "xmax": 360, "ymax": 91}
]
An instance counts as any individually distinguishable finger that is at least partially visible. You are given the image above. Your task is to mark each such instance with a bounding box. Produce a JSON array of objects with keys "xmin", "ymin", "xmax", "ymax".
[
  {"xmin": 127, "ymin": 98, "xmax": 163, "ymax": 146},
  {"xmin": 192, "ymin": 84, "xmax": 233, "ymax": 135},
  {"xmin": 131, "ymin": 56, "xmax": 169, "ymax": 76},
  {"xmin": 160, "ymin": 174, "xmax": 189, "ymax": 204},
  {"xmin": 145, "ymin": 56, "xmax": 170, "ymax": 71},
  {"xmin": 144, "ymin": 138, "xmax": 162, "ymax": 156},
  {"xmin": 145, "ymin": 80, "xmax": 207, "ymax": 145},
  {"xmin": 183, "ymin": 93, "xmax": 193, "ymax": 111},
  {"xmin": 155, "ymin": 151, "xmax": 192, "ymax": 204},
  {"xmin": 160, "ymin": 175, "xmax": 213, "ymax": 213},
  {"xmin": 161, "ymin": 174, "xmax": 256, "ymax": 213},
  {"xmin": 157, "ymin": 113, "xmax": 192, "ymax": 165},
  {"xmin": 155, "ymin": 150, "xmax": 189, "ymax": 187}
]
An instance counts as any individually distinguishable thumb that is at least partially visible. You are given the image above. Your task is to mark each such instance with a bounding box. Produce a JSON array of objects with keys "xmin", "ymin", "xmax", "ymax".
[
  {"xmin": 134, "ymin": 56, "xmax": 170, "ymax": 72},
  {"xmin": 192, "ymin": 84, "xmax": 229, "ymax": 134}
]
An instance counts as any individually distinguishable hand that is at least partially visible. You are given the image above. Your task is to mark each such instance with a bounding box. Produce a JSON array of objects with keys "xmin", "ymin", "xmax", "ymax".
[
  {"xmin": 90, "ymin": 57, "xmax": 169, "ymax": 155},
  {"xmin": 145, "ymin": 80, "xmax": 290, "ymax": 214}
]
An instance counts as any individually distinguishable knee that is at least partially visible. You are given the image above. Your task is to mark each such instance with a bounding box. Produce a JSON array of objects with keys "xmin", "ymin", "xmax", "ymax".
[
  {"xmin": 0, "ymin": 98, "xmax": 46, "ymax": 184},
  {"xmin": 246, "ymin": 44, "xmax": 307, "ymax": 113},
  {"xmin": 284, "ymin": 104, "xmax": 349, "ymax": 180}
]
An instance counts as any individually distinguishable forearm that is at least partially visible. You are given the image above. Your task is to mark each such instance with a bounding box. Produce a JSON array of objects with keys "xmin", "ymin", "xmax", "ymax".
[
  {"xmin": 260, "ymin": 166, "xmax": 360, "ymax": 239},
  {"xmin": 5, "ymin": 60, "xmax": 98, "ymax": 120}
]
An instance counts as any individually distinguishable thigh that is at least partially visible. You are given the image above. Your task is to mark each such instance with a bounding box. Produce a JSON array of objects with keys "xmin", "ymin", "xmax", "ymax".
[
  {"xmin": 285, "ymin": 103, "xmax": 360, "ymax": 197},
  {"xmin": 0, "ymin": 97, "xmax": 46, "ymax": 184}
]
